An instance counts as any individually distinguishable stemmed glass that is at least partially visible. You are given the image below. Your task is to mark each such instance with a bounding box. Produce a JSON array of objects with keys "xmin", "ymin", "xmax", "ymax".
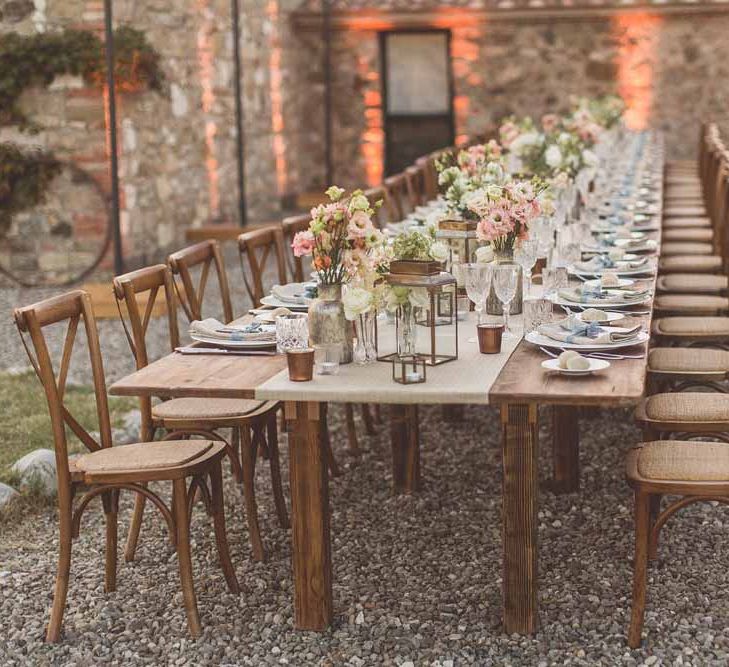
[
  {"xmin": 514, "ymin": 239, "xmax": 538, "ymax": 298},
  {"xmin": 493, "ymin": 264, "xmax": 520, "ymax": 337},
  {"xmin": 462, "ymin": 263, "xmax": 493, "ymax": 342}
]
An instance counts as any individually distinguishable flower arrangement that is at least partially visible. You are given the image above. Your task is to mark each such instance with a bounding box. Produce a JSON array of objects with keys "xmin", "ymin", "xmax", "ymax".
[
  {"xmin": 391, "ymin": 229, "xmax": 449, "ymax": 263},
  {"xmin": 292, "ymin": 186, "xmax": 388, "ymax": 286},
  {"xmin": 464, "ymin": 178, "xmax": 547, "ymax": 255},
  {"xmin": 437, "ymin": 143, "xmax": 508, "ymax": 220}
]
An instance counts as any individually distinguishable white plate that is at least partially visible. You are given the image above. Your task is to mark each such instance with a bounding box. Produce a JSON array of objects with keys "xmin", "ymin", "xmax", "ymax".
[
  {"xmin": 525, "ymin": 328, "xmax": 649, "ymax": 352},
  {"xmin": 583, "ymin": 277, "xmax": 635, "ymax": 289},
  {"xmin": 541, "ymin": 358, "xmax": 611, "ymax": 376},
  {"xmin": 569, "ymin": 261, "xmax": 656, "ymax": 278},
  {"xmin": 573, "ymin": 310, "xmax": 626, "ymax": 324},
  {"xmin": 272, "ymin": 282, "xmax": 315, "ymax": 304},
  {"xmin": 550, "ymin": 294, "xmax": 651, "ymax": 309},
  {"xmin": 260, "ymin": 295, "xmax": 310, "ymax": 311},
  {"xmin": 190, "ymin": 334, "xmax": 277, "ymax": 349}
]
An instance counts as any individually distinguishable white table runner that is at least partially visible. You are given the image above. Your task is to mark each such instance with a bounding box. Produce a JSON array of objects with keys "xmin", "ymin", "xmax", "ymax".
[{"xmin": 255, "ymin": 310, "xmax": 524, "ymax": 405}]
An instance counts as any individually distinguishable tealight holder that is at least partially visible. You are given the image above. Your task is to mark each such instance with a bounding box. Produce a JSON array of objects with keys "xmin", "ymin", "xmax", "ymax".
[{"xmin": 392, "ymin": 354, "xmax": 427, "ymax": 384}]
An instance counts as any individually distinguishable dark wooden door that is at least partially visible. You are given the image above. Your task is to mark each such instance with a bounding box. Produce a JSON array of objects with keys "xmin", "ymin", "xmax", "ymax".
[{"xmin": 381, "ymin": 30, "xmax": 455, "ymax": 176}]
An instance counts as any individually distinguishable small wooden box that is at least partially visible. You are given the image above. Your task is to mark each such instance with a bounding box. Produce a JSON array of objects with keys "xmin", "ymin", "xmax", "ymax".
[
  {"xmin": 438, "ymin": 219, "xmax": 478, "ymax": 232},
  {"xmin": 389, "ymin": 260, "xmax": 442, "ymax": 276}
]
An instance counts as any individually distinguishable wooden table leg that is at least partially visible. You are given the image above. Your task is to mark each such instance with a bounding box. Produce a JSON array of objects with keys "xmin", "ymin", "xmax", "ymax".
[
  {"xmin": 285, "ymin": 401, "xmax": 333, "ymax": 630},
  {"xmin": 390, "ymin": 404, "xmax": 421, "ymax": 494},
  {"xmin": 501, "ymin": 402, "xmax": 539, "ymax": 635},
  {"xmin": 550, "ymin": 405, "xmax": 580, "ymax": 494}
]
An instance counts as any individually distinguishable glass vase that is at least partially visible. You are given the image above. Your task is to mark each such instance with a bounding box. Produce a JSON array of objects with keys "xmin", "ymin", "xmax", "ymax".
[
  {"xmin": 307, "ymin": 283, "xmax": 353, "ymax": 364},
  {"xmin": 353, "ymin": 310, "xmax": 377, "ymax": 365},
  {"xmin": 486, "ymin": 249, "xmax": 523, "ymax": 316},
  {"xmin": 397, "ymin": 301, "xmax": 418, "ymax": 357}
]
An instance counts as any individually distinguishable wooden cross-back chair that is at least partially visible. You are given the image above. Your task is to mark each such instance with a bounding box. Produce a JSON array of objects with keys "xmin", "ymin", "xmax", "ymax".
[
  {"xmin": 282, "ymin": 214, "xmax": 311, "ymax": 282},
  {"xmin": 405, "ymin": 164, "xmax": 427, "ymax": 208},
  {"xmin": 626, "ymin": 439, "xmax": 729, "ymax": 648},
  {"xmin": 415, "ymin": 155, "xmax": 439, "ymax": 202},
  {"xmin": 384, "ymin": 171, "xmax": 417, "ymax": 222},
  {"xmin": 159, "ymin": 256, "xmax": 289, "ymax": 562},
  {"xmin": 168, "ymin": 240, "xmax": 234, "ymax": 323},
  {"xmin": 237, "ymin": 225, "xmax": 288, "ymax": 307},
  {"xmin": 14, "ymin": 290, "xmax": 238, "ymax": 642}
]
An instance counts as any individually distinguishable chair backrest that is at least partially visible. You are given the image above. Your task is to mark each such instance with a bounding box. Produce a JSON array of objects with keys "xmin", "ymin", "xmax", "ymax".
[
  {"xmin": 112, "ymin": 265, "xmax": 179, "ymax": 437},
  {"xmin": 405, "ymin": 164, "xmax": 426, "ymax": 208},
  {"xmin": 168, "ymin": 240, "xmax": 234, "ymax": 323},
  {"xmin": 384, "ymin": 171, "xmax": 417, "ymax": 221},
  {"xmin": 237, "ymin": 225, "xmax": 289, "ymax": 306},
  {"xmin": 415, "ymin": 155, "xmax": 439, "ymax": 201},
  {"xmin": 14, "ymin": 290, "xmax": 111, "ymax": 495},
  {"xmin": 282, "ymin": 214, "xmax": 311, "ymax": 283}
]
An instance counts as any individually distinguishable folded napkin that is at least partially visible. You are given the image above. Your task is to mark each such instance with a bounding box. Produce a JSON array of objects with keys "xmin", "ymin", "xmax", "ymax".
[
  {"xmin": 538, "ymin": 318, "xmax": 642, "ymax": 346},
  {"xmin": 573, "ymin": 255, "xmax": 648, "ymax": 273},
  {"xmin": 557, "ymin": 287, "xmax": 650, "ymax": 305},
  {"xmin": 189, "ymin": 318, "xmax": 276, "ymax": 342},
  {"xmin": 271, "ymin": 284, "xmax": 314, "ymax": 305}
]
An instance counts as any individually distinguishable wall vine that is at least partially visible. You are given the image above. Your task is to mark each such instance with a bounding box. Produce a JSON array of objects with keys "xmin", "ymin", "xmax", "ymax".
[
  {"xmin": 0, "ymin": 26, "xmax": 164, "ymax": 245},
  {"xmin": 0, "ymin": 26, "xmax": 165, "ymax": 129}
]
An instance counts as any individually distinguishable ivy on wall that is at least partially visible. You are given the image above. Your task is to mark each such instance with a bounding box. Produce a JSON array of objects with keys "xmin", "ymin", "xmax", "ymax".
[
  {"xmin": 0, "ymin": 26, "xmax": 165, "ymax": 128},
  {"xmin": 0, "ymin": 26, "xmax": 165, "ymax": 238},
  {"xmin": 0, "ymin": 143, "xmax": 61, "ymax": 234}
]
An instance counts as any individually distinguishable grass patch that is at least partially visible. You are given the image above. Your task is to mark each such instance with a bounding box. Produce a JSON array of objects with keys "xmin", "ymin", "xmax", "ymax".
[{"xmin": 0, "ymin": 371, "xmax": 136, "ymax": 485}]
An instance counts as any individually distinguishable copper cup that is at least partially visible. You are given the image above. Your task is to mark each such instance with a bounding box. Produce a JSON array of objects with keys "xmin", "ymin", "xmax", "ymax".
[
  {"xmin": 287, "ymin": 348, "xmax": 315, "ymax": 381},
  {"xmin": 477, "ymin": 324, "xmax": 504, "ymax": 354}
]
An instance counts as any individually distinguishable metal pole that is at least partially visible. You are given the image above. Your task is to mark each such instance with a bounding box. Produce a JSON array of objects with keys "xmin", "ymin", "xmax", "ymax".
[
  {"xmin": 231, "ymin": 0, "xmax": 247, "ymax": 225},
  {"xmin": 103, "ymin": 0, "xmax": 123, "ymax": 274},
  {"xmin": 322, "ymin": 0, "xmax": 333, "ymax": 184}
]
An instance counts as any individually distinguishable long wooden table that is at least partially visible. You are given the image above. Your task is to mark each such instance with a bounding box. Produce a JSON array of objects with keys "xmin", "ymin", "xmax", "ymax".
[{"xmin": 110, "ymin": 300, "xmax": 655, "ymax": 634}]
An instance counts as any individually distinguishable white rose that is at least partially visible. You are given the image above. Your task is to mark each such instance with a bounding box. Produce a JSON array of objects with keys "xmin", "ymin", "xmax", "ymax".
[
  {"xmin": 545, "ymin": 145, "xmax": 563, "ymax": 169},
  {"xmin": 342, "ymin": 286, "xmax": 373, "ymax": 320},
  {"xmin": 430, "ymin": 241, "xmax": 449, "ymax": 263},
  {"xmin": 475, "ymin": 246, "xmax": 495, "ymax": 264},
  {"xmin": 510, "ymin": 132, "xmax": 542, "ymax": 157}
]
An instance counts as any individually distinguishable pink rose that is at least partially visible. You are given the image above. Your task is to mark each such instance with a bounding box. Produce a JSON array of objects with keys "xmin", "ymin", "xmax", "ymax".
[
  {"xmin": 292, "ymin": 230, "xmax": 315, "ymax": 257},
  {"xmin": 541, "ymin": 114, "xmax": 559, "ymax": 133}
]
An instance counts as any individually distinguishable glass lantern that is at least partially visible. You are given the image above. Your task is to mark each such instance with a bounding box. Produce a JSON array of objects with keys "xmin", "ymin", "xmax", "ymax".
[{"xmin": 377, "ymin": 271, "xmax": 458, "ymax": 366}]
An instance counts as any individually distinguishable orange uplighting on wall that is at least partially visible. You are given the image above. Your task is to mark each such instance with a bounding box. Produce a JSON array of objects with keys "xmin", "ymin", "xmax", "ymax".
[
  {"xmin": 196, "ymin": 0, "xmax": 221, "ymax": 218},
  {"xmin": 267, "ymin": 0, "xmax": 288, "ymax": 195},
  {"xmin": 359, "ymin": 55, "xmax": 384, "ymax": 187},
  {"xmin": 451, "ymin": 25, "xmax": 481, "ymax": 143},
  {"xmin": 614, "ymin": 13, "xmax": 661, "ymax": 131}
]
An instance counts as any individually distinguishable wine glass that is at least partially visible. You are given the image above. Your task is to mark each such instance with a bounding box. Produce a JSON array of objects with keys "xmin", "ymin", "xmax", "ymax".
[
  {"xmin": 514, "ymin": 239, "xmax": 538, "ymax": 298},
  {"xmin": 493, "ymin": 264, "xmax": 520, "ymax": 337},
  {"xmin": 462, "ymin": 263, "xmax": 493, "ymax": 342}
]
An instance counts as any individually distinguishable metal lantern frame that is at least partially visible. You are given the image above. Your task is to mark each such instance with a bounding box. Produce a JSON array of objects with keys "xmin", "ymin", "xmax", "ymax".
[
  {"xmin": 377, "ymin": 272, "xmax": 458, "ymax": 366},
  {"xmin": 436, "ymin": 219, "xmax": 481, "ymax": 268}
]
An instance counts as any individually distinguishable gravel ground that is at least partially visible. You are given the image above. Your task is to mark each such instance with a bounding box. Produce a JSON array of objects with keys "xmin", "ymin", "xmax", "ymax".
[{"xmin": 3, "ymin": 264, "xmax": 729, "ymax": 665}]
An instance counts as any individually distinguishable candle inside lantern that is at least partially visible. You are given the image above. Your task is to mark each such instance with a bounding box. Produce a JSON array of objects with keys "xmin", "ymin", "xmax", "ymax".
[
  {"xmin": 318, "ymin": 361, "xmax": 339, "ymax": 375},
  {"xmin": 405, "ymin": 371, "xmax": 423, "ymax": 383}
]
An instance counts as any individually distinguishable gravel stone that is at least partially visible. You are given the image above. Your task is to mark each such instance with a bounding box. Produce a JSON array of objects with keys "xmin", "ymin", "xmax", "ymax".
[{"xmin": 10, "ymin": 448, "xmax": 57, "ymax": 495}]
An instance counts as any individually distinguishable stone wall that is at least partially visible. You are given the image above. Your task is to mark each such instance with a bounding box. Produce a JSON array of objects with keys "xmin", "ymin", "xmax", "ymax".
[
  {"xmin": 2, "ymin": 1, "xmax": 729, "ymax": 278},
  {"xmin": 311, "ymin": 10, "xmax": 729, "ymax": 193}
]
